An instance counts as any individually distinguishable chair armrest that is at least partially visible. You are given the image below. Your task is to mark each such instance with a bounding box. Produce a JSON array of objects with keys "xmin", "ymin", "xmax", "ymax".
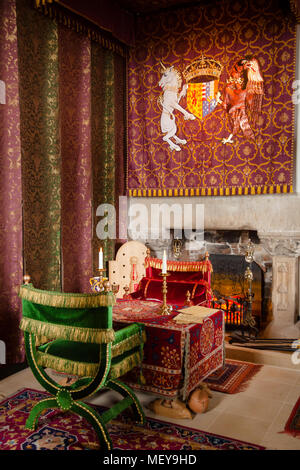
[{"xmin": 114, "ymin": 323, "xmax": 145, "ymax": 345}]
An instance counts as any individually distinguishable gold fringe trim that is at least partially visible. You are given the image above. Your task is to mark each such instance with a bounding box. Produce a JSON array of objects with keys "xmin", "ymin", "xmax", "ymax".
[
  {"xmin": 145, "ymin": 257, "xmax": 212, "ymax": 273},
  {"xmin": 128, "ymin": 184, "xmax": 294, "ymax": 197},
  {"xmin": 36, "ymin": 349, "xmax": 142, "ymax": 379},
  {"xmin": 109, "ymin": 351, "xmax": 143, "ymax": 380},
  {"xmin": 20, "ymin": 317, "xmax": 115, "ymax": 344},
  {"xmin": 36, "ymin": 350, "xmax": 99, "ymax": 377},
  {"xmin": 19, "ymin": 285, "xmax": 115, "ymax": 308},
  {"xmin": 35, "ymin": 335, "xmax": 50, "ymax": 347},
  {"xmin": 112, "ymin": 331, "xmax": 146, "ymax": 358}
]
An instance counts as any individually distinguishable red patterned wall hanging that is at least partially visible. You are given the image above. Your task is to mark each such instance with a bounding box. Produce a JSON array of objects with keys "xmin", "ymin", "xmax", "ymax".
[{"xmin": 127, "ymin": 0, "xmax": 296, "ymax": 197}]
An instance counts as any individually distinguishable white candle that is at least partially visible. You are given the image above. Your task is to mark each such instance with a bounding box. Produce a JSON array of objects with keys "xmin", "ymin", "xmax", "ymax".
[
  {"xmin": 98, "ymin": 248, "xmax": 103, "ymax": 269},
  {"xmin": 162, "ymin": 250, "xmax": 167, "ymax": 274}
]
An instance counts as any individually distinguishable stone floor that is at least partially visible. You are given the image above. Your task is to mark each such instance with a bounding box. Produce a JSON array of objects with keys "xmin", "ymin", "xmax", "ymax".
[{"xmin": 0, "ymin": 361, "xmax": 299, "ymax": 450}]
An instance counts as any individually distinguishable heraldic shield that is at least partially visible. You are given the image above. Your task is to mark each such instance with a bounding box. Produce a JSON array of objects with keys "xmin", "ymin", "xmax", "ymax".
[{"xmin": 183, "ymin": 56, "xmax": 223, "ymax": 120}]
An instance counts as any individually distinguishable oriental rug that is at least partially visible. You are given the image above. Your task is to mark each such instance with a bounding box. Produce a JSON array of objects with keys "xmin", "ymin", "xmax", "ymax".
[
  {"xmin": 0, "ymin": 388, "xmax": 265, "ymax": 450},
  {"xmin": 282, "ymin": 396, "xmax": 300, "ymax": 438},
  {"xmin": 204, "ymin": 359, "xmax": 263, "ymax": 394}
]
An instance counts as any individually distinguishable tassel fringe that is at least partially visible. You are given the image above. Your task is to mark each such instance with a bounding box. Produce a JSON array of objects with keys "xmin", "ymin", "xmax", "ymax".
[
  {"xmin": 145, "ymin": 257, "xmax": 213, "ymax": 273},
  {"xmin": 36, "ymin": 349, "xmax": 143, "ymax": 379},
  {"xmin": 19, "ymin": 285, "xmax": 116, "ymax": 308},
  {"xmin": 20, "ymin": 317, "xmax": 115, "ymax": 344},
  {"xmin": 112, "ymin": 331, "xmax": 146, "ymax": 358},
  {"xmin": 36, "ymin": 350, "xmax": 100, "ymax": 377}
]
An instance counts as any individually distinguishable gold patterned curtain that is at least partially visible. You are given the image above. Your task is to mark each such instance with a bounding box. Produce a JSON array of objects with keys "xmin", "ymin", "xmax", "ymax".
[
  {"xmin": 17, "ymin": 0, "xmax": 61, "ymax": 291},
  {"xmin": 0, "ymin": 0, "xmax": 24, "ymax": 363}
]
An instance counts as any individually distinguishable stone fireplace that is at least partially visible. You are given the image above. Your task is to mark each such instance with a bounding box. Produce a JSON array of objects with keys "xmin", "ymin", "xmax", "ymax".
[
  {"xmin": 128, "ymin": 194, "xmax": 300, "ymax": 339},
  {"xmin": 143, "ymin": 229, "xmax": 300, "ymax": 338}
]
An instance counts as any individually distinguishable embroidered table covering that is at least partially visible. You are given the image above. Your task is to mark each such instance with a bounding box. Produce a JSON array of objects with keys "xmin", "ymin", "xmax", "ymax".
[{"xmin": 113, "ymin": 300, "xmax": 225, "ymax": 400}]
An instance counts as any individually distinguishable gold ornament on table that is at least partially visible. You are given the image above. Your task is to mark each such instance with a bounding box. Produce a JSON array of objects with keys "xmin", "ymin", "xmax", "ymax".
[
  {"xmin": 123, "ymin": 285, "xmax": 131, "ymax": 300},
  {"xmin": 103, "ymin": 280, "xmax": 112, "ymax": 293},
  {"xmin": 185, "ymin": 290, "xmax": 193, "ymax": 307},
  {"xmin": 23, "ymin": 274, "xmax": 31, "ymax": 285},
  {"xmin": 111, "ymin": 283, "xmax": 119, "ymax": 295}
]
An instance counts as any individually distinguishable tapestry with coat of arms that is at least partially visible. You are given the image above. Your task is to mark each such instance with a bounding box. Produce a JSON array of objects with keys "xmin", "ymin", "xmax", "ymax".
[{"xmin": 127, "ymin": 0, "xmax": 297, "ymax": 197}]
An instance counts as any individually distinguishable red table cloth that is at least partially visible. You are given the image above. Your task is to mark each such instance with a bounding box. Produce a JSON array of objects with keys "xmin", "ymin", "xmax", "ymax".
[{"xmin": 113, "ymin": 300, "xmax": 225, "ymax": 400}]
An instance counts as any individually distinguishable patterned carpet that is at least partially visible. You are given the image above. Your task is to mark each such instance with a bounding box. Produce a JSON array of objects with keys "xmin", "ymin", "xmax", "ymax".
[
  {"xmin": 204, "ymin": 359, "xmax": 263, "ymax": 394},
  {"xmin": 0, "ymin": 388, "xmax": 265, "ymax": 450}
]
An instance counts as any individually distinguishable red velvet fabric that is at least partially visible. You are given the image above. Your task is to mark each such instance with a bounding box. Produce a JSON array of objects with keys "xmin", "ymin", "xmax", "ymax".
[
  {"xmin": 130, "ymin": 257, "xmax": 212, "ymax": 308},
  {"xmin": 131, "ymin": 278, "xmax": 207, "ymax": 307}
]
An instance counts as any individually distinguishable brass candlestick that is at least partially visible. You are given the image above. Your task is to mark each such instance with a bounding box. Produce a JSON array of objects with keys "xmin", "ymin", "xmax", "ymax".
[
  {"xmin": 159, "ymin": 272, "xmax": 172, "ymax": 315},
  {"xmin": 98, "ymin": 268, "xmax": 106, "ymax": 290}
]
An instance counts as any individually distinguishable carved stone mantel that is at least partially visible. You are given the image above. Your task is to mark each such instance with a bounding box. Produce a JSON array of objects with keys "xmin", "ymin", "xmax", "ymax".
[
  {"xmin": 258, "ymin": 232, "xmax": 300, "ymax": 257},
  {"xmin": 258, "ymin": 233, "xmax": 300, "ymax": 338}
]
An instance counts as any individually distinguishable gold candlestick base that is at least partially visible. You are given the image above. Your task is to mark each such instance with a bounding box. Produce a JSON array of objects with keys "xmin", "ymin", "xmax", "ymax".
[
  {"xmin": 96, "ymin": 268, "xmax": 107, "ymax": 292},
  {"xmin": 89, "ymin": 269, "xmax": 107, "ymax": 293},
  {"xmin": 98, "ymin": 268, "xmax": 107, "ymax": 289},
  {"xmin": 159, "ymin": 272, "xmax": 172, "ymax": 315}
]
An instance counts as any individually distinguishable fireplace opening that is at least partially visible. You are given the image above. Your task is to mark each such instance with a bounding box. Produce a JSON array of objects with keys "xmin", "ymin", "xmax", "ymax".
[{"xmin": 210, "ymin": 253, "xmax": 264, "ymax": 330}]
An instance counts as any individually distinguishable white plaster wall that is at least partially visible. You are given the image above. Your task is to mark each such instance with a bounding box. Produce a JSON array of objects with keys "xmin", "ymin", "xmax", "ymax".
[{"xmin": 127, "ymin": 194, "xmax": 300, "ymax": 236}]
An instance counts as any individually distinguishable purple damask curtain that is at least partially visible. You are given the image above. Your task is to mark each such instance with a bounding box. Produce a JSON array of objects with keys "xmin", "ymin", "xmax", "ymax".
[
  {"xmin": 59, "ymin": 26, "xmax": 93, "ymax": 293},
  {"xmin": 0, "ymin": 0, "xmax": 24, "ymax": 363}
]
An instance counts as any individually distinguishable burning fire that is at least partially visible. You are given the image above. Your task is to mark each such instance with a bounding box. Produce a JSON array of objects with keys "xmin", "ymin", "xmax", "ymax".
[{"xmin": 212, "ymin": 295, "xmax": 243, "ymax": 325}]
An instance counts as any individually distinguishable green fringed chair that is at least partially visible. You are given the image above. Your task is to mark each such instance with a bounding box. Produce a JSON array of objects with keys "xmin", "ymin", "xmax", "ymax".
[{"xmin": 18, "ymin": 282, "xmax": 146, "ymax": 450}]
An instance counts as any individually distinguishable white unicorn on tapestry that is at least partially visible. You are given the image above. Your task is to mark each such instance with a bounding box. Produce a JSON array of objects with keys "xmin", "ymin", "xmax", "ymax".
[{"xmin": 158, "ymin": 63, "xmax": 195, "ymax": 152}]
